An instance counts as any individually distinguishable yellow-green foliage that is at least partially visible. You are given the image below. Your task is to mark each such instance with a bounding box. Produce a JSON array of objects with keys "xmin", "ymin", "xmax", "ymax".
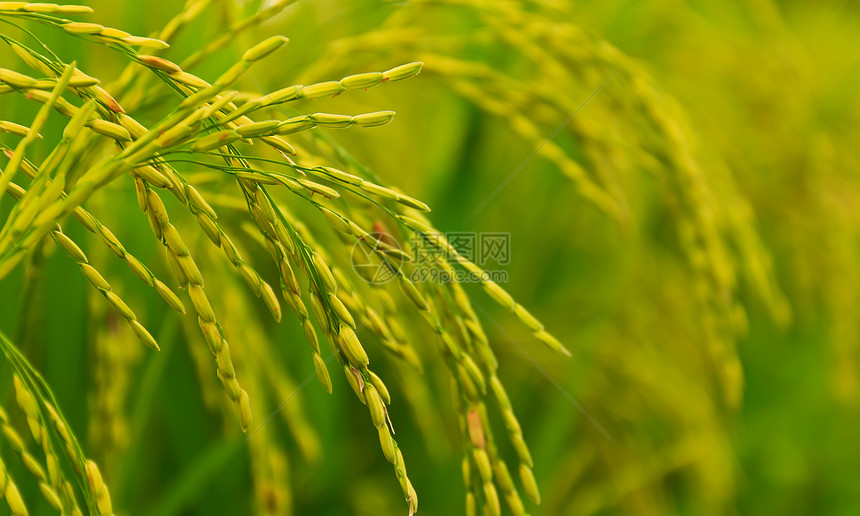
[{"xmin": 1, "ymin": 1, "xmax": 858, "ymax": 515}]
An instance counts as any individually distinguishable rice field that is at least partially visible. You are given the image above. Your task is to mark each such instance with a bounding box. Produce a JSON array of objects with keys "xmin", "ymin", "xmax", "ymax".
[{"xmin": 1, "ymin": 1, "xmax": 859, "ymax": 515}]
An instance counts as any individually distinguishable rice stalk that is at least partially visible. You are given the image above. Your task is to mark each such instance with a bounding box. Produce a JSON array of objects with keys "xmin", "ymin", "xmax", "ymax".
[{"xmin": 0, "ymin": 3, "xmax": 585, "ymax": 513}]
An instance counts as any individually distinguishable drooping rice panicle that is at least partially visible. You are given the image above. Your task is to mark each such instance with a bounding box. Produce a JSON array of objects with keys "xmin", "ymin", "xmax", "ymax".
[
  {"xmin": 0, "ymin": 456, "xmax": 29, "ymax": 516},
  {"xmin": 299, "ymin": 0, "xmax": 786, "ymax": 393},
  {"xmin": 184, "ymin": 138, "xmax": 544, "ymax": 513},
  {"xmin": 0, "ymin": 5, "xmax": 601, "ymax": 513},
  {"xmin": 264, "ymin": 201, "xmax": 424, "ymax": 370},
  {"xmin": 275, "ymin": 129, "xmax": 570, "ymax": 358},
  {"xmin": 0, "ymin": 3, "xmax": 93, "ymax": 15},
  {"xmin": 0, "ymin": 331, "xmax": 114, "ymax": 514},
  {"xmin": 217, "ymin": 201, "xmax": 332, "ymax": 392},
  {"xmin": 84, "ymin": 460, "xmax": 113, "ymax": 516},
  {"xmin": 131, "ymin": 160, "xmax": 283, "ymax": 321},
  {"xmin": 213, "ymin": 62, "xmax": 423, "ymax": 126},
  {"xmin": 0, "ymin": 44, "xmax": 276, "ymax": 278},
  {"xmin": 137, "ymin": 181, "xmax": 252, "ymax": 430},
  {"xmin": 1, "ymin": 147, "xmax": 186, "ymax": 313},
  {"xmin": 1, "ymin": 59, "xmax": 281, "ymax": 319},
  {"xmin": 0, "ymin": 400, "xmax": 69, "ymax": 513},
  {"xmin": 248, "ymin": 197, "xmax": 419, "ymax": 512},
  {"xmin": 423, "ymin": 0, "xmax": 785, "ymax": 407},
  {"xmin": 0, "ymin": 171, "xmax": 161, "ymax": 351},
  {"xmin": 54, "ymin": 227, "xmax": 161, "ymax": 351},
  {"xmin": 224, "ymin": 196, "xmax": 419, "ymax": 512},
  {"xmin": 0, "ymin": 100, "xmax": 95, "ymax": 267},
  {"xmin": 283, "ymin": 130, "xmax": 555, "ymax": 510},
  {"xmin": 2, "ymin": 49, "xmax": 281, "ymax": 314},
  {"xmin": 0, "ymin": 62, "xmax": 77, "ymax": 267}
]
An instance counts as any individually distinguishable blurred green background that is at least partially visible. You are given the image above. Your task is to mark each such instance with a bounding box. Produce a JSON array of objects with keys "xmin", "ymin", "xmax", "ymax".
[{"xmin": 2, "ymin": 0, "xmax": 860, "ymax": 515}]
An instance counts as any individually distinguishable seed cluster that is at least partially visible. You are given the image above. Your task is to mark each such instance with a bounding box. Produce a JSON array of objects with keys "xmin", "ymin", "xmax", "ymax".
[
  {"xmin": 0, "ymin": 3, "xmax": 574, "ymax": 514},
  {"xmin": 0, "ymin": 332, "xmax": 110, "ymax": 515}
]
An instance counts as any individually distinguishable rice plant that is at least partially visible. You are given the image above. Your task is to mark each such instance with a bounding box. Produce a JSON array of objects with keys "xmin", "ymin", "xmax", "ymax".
[
  {"xmin": 0, "ymin": 2, "xmax": 574, "ymax": 514},
  {"xmin": 2, "ymin": 1, "xmax": 859, "ymax": 515}
]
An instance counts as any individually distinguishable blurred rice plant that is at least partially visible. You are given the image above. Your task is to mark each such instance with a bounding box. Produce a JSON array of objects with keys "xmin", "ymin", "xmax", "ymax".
[{"xmin": 1, "ymin": 0, "xmax": 859, "ymax": 515}]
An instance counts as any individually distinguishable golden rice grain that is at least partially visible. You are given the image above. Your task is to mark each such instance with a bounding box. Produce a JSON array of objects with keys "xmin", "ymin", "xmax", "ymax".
[
  {"xmin": 473, "ymin": 449, "xmax": 492, "ymax": 482},
  {"xmin": 365, "ymin": 385, "xmax": 386, "ymax": 428},
  {"xmin": 340, "ymin": 72, "xmax": 384, "ymax": 89},
  {"xmin": 0, "ymin": 68, "xmax": 38, "ymax": 88},
  {"xmin": 62, "ymin": 22, "xmax": 104, "ymax": 34},
  {"xmin": 484, "ymin": 483, "xmax": 501, "ymax": 516},
  {"xmin": 337, "ymin": 325, "xmax": 369, "ymax": 367},
  {"xmin": 312, "ymin": 353, "xmax": 332, "ymax": 393},
  {"xmin": 519, "ymin": 464, "xmax": 540, "ymax": 504},
  {"xmin": 123, "ymin": 36, "xmax": 169, "ymax": 49},
  {"xmin": 3, "ymin": 480, "xmax": 28, "ymax": 516},
  {"xmin": 328, "ymin": 293, "xmax": 355, "ymax": 328},
  {"xmin": 236, "ymin": 120, "xmax": 281, "ymax": 137},
  {"xmin": 378, "ymin": 425, "xmax": 396, "ymax": 463},
  {"xmin": 0, "ymin": 121, "xmax": 38, "ymax": 138},
  {"xmin": 137, "ymin": 55, "xmax": 182, "ymax": 73},
  {"xmin": 241, "ymin": 36, "xmax": 289, "ymax": 62},
  {"xmin": 311, "ymin": 252, "xmax": 337, "ymax": 292},
  {"xmin": 344, "ymin": 365, "xmax": 364, "ymax": 399},
  {"xmin": 85, "ymin": 460, "xmax": 113, "ymax": 516},
  {"xmin": 369, "ymin": 371, "xmax": 391, "ymax": 405},
  {"xmin": 382, "ymin": 62, "xmax": 424, "ymax": 82},
  {"xmin": 466, "ymin": 493, "xmax": 477, "ymax": 516},
  {"xmin": 239, "ymin": 390, "xmax": 252, "ymax": 431},
  {"xmin": 351, "ymin": 111, "xmax": 395, "ymax": 128},
  {"xmin": 298, "ymin": 81, "xmax": 345, "ymax": 99},
  {"xmin": 399, "ymin": 277, "xmax": 429, "ymax": 312}
]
